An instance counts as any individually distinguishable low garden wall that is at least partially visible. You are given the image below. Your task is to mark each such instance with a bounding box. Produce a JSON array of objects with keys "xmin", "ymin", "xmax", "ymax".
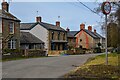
[
  {"xmin": 22, "ymin": 49, "xmax": 46, "ymax": 57},
  {"xmin": 2, "ymin": 49, "xmax": 46, "ymax": 60},
  {"xmin": 48, "ymin": 49, "xmax": 89, "ymax": 55},
  {"xmin": 66, "ymin": 49, "xmax": 86, "ymax": 55},
  {"xmin": 48, "ymin": 50, "xmax": 67, "ymax": 55}
]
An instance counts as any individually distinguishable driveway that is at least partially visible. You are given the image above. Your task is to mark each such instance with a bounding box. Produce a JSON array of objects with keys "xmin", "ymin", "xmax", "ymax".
[{"xmin": 2, "ymin": 54, "xmax": 101, "ymax": 78}]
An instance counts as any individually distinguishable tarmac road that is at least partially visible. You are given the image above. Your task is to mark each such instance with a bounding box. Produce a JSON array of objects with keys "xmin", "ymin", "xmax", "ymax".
[{"xmin": 2, "ymin": 53, "xmax": 101, "ymax": 78}]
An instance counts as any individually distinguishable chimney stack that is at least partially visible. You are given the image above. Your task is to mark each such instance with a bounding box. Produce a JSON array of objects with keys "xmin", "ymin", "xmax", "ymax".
[
  {"xmin": 88, "ymin": 26, "xmax": 92, "ymax": 31},
  {"xmin": 56, "ymin": 21, "xmax": 60, "ymax": 27},
  {"xmin": 94, "ymin": 29, "xmax": 96, "ymax": 33},
  {"xmin": 2, "ymin": 1, "xmax": 9, "ymax": 12},
  {"xmin": 80, "ymin": 23, "xmax": 85, "ymax": 30},
  {"xmin": 36, "ymin": 16, "xmax": 42, "ymax": 22},
  {"xmin": 66, "ymin": 27, "xmax": 70, "ymax": 32}
]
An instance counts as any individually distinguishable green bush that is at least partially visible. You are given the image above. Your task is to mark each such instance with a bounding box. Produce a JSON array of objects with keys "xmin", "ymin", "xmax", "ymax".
[{"xmin": 93, "ymin": 47, "xmax": 101, "ymax": 53}]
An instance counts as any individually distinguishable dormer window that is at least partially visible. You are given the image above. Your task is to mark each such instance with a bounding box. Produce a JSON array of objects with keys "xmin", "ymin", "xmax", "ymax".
[{"xmin": 9, "ymin": 22, "xmax": 14, "ymax": 34}]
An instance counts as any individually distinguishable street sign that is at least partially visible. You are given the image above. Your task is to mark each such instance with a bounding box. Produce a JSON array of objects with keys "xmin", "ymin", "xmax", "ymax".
[{"xmin": 101, "ymin": 2, "xmax": 111, "ymax": 15}]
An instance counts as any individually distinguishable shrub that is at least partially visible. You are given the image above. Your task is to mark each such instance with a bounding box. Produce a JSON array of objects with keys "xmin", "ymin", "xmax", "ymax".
[{"xmin": 94, "ymin": 47, "xmax": 101, "ymax": 53}]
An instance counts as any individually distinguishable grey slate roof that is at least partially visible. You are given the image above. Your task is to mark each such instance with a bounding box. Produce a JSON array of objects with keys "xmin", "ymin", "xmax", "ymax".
[
  {"xmin": 69, "ymin": 29, "xmax": 105, "ymax": 39},
  {"xmin": 20, "ymin": 22, "xmax": 66, "ymax": 31},
  {"xmin": 20, "ymin": 32, "xmax": 44, "ymax": 44},
  {"xmin": 84, "ymin": 29, "xmax": 105, "ymax": 39},
  {"xmin": 0, "ymin": 9, "xmax": 20, "ymax": 21},
  {"xmin": 84, "ymin": 29, "xmax": 99, "ymax": 39},
  {"xmin": 67, "ymin": 32, "xmax": 76, "ymax": 38},
  {"xmin": 20, "ymin": 23, "xmax": 36, "ymax": 30},
  {"xmin": 68, "ymin": 31, "xmax": 79, "ymax": 36}
]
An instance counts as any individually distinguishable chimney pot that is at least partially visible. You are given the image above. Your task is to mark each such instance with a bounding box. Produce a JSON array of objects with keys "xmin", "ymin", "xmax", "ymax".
[
  {"xmin": 94, "ymin": 29, "xmax": 96, "ymax": 33},
  {"xmin": 2, "ymin": 2, "xmax": 9, "ymax": 12},
  {"xmin": 36, "ymin": 16, "xmax": 42, "ymax": 22},
  {"xmin": 56, "ymin": 21, "xmax": 60, "ymax": 27},
  {"xmin": 80, "ymin": 23, "xmax": 85, "ymax": 30},
  {"xmin": 66, "ymin": 27, "xmax": 70, "ymax": 32},
  {"xmin": 88, "ymin": 26, "xmax": 92, "ymax": 31}
]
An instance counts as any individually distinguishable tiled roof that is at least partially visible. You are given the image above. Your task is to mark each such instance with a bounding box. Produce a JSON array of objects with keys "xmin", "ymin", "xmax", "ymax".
[
  {"xmin": 20, "ymin": 22, "xmax": 66, "ymax": 31},
  {"xmin": 20, "ymin": 32, "xmax": 44, "ymax": 44},
  {"xmin": 0, "ymin": 10, "xmax": 20, "ymax": 21},
  {"xmin": 69, "ymin": 29, "xmax": 105, "ymax": 39}
]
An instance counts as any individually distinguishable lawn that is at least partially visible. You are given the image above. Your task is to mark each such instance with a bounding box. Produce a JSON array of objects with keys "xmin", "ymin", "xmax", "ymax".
[{"xmin": 64, "ymin": 53, "xmax": 120, "ymax": 79}]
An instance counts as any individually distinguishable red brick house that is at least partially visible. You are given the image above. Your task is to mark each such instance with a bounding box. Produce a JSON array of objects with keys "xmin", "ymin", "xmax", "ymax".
[{"xmin": 68, "ymin": 24, "xmax": 105, "ymax": 49}]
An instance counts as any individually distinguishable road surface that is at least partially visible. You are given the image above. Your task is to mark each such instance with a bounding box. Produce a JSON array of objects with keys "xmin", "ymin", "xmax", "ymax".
[{"xmin": 2, "ymin": 54, "xmax": 101, "ymax": 78}]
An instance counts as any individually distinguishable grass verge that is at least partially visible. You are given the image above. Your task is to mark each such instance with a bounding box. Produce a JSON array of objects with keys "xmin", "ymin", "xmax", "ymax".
[{"xmin": 64, "ymin": 53, "xmax": 120, "ymax": 79}]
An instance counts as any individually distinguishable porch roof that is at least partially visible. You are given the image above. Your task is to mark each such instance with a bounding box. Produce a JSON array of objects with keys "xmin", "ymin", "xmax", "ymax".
[{"xmin": 51, "ymin": 40, "xmax": 68, "ymax": 43}]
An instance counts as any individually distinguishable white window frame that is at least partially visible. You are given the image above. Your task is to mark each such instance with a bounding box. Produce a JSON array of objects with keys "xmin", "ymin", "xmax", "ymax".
[
  {"xmin": 8, "ymin": 39, "xmax": 16, "ymax": 49},
  {"xmin": 9, "ymin": 22, "xmax": 14, "ymax": 34}
]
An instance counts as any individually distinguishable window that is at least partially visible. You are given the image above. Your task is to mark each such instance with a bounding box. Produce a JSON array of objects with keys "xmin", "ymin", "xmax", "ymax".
[
  {"xmin": 62, "ymin": 44, "xmax": 65, "ymax": 50},
  {"xmin": 52, "ymin": 32, "xmax": 54, "ymax": 40},
  {"xmin": 9, "ymin": 22, "xmax": 14, "ymax": 34},
  {"xmin": 58, "ymin": 44, "xmax": 60, "ymax": 50},
  {"xmin": 51, "ymin": 43, "xmax": 56, "ymax": 50},
  {"xmin": 58, "ymin": 32, "xmax": 60, "ymax": 40},
  {"xmin": 79, "ymin": 45, "xmax": 82, "ymax": 49},
  {"xmin": 80, "ymin": 39, "xmax": 82, "ymax": 42},
  {"xmin": 8, "ymin": 39, "xmax": 16, "ymax": 49},
  {"xmin": 62, "ymin": 44, "xmax": 67, "ymax": 50},
  {"xmin": 63, "ymin": 33, "xmax": 65, "ymax": 40}
]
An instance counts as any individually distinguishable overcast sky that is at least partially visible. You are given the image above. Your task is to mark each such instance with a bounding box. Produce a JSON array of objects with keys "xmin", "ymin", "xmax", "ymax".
[{"xmin": 0, "ymin": 1, "xmax": 106, "ymax": 35}]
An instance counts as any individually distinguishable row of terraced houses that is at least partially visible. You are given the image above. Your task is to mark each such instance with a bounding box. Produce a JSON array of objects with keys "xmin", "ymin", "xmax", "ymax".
[{"xmin": 0, "ymin": 1, "xmax": 105, "ymax": 55}]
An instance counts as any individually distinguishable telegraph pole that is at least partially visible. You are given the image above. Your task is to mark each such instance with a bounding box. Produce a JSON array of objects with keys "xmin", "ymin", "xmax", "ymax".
[{"xmin": 101, "ymin": 1, "xmax": 111, "ymax": 65}]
